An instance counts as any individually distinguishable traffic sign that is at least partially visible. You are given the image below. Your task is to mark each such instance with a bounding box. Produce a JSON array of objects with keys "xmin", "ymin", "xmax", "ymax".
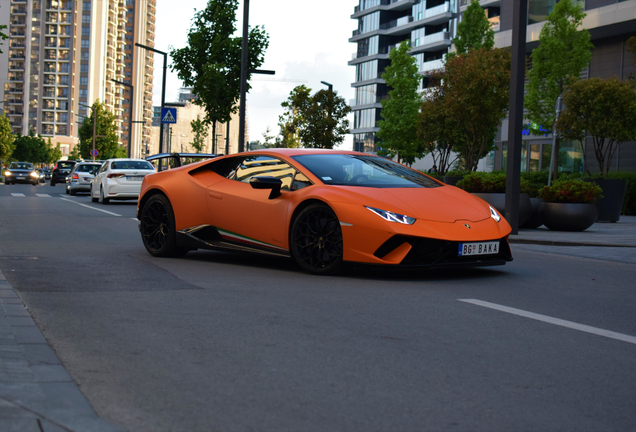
[
  {"xmin": 90, "ymin": 149, "xmax": 99, "ymax": 157},
  {"xmin": 161, "ymin": 107, "xmax": 177, "ymax": 124}
]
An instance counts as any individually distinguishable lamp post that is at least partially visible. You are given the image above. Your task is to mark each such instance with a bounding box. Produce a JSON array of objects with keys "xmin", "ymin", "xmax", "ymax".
[
  {"xmin": 135, "ymin": 43, "xmax": 167, "ymax": 156},
  {"xmin": 111, "ymin": 78, "xmax": 133, "ymax": 158},
  {"xmin": 132, "ymin": 120, "xmax": 146, "ymax": 158},
  {"xmin": 321, "ymin": 81, "xmax": 334, "ymax": 149}
]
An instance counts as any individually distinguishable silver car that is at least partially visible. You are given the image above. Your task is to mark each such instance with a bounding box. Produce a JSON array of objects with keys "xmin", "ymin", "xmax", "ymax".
[{"xmin": 66, "ymin": 162, "xmax": 103, "ymax": 195}]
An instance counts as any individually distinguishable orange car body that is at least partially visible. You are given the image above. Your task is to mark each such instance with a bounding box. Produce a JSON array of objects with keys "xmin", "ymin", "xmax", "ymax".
[{"xmin": 138, "ymin": 149, "xmax": 512, "ymax": 268}]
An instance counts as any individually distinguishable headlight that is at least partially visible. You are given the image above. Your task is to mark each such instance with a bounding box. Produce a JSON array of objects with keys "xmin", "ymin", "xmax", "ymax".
[
  {"xmin": 4, "ymin": 170, "xmax": 11, "ymax": 176},
  {"xmin": 366, "ymin": 206, "xmax": 416, "ymax": 225},
  {"xmin": 31, "ymin": 171, "xmax": 39, "ymax": 178},
  {"xmin": 489, "ymin": 205, "xmax": 501, "ymax": 222}
]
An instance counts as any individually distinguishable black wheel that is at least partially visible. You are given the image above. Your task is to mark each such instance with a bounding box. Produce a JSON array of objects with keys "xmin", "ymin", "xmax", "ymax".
[
  {"xmin": 50, "ymin": 180, "xmax": 55, "ymax": 186},
  {"xmin": 65, "ymin": 186, "xmax": 70, "ymax": 194},
  {"xmin": 99, "ymin": 186, "xmax": 110, "ymax": 204},
  {"xmin": 140, "ymin": 194, "xmax": 187, "ymax": 257},
  {"xmin": 70, "ymin": 189, "xmax": 76, "ymax": 196},
  {"xmin": 290, "ymin": 203, "xmax": 343, "ymax": 275}
]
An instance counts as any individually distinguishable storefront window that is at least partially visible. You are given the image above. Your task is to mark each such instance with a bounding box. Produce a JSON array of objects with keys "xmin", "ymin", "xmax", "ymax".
[{"xmin": 529, "ymin": 144, "xmax": 540, "ymax": 172}]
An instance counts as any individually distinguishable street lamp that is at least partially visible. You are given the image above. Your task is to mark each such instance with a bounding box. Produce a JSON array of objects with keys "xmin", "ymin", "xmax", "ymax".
[
  {"xmin": 321, "ymin": 81, "xmax": 334, "ymax": 148},
  {"xmin": 135, "ymin": 43, "xmax": 167, "ymax": 156},
  {"xmin": 111, "ymin": 78, "xmax": 133, "ymax": 158},
  {"xmin": 320, "ymin": 81, "xmax": 333, "ymax": 92}
]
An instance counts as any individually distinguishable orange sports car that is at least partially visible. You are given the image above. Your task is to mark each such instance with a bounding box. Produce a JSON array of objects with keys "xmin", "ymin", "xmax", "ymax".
[{"xmin": 137, "ymin": 149, "xmax": 513, "ymax": 274}]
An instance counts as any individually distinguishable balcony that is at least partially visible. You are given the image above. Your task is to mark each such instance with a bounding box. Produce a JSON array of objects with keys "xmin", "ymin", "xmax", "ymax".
[
  {"xmin": 11, "ymin": 6, "xmax": 27, "ymax": 14},
  {"xmin": 418, "ymin": 58, "xmax": 444, "ymax": 74},
  {"xmin": 488, "ymin": 15, "xmax": 500, "ymax": 32},
  {"xmin": 411, "ymin": 31, "xmax": 450, "ymax": 52}
]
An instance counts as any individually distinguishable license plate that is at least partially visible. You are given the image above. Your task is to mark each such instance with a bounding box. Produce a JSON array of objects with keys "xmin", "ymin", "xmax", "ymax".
[
  {"xmin": 126, "ymin": 176, "xmax": 144, "ymax": 181},
  {"xmin": 18, "ymin": 175, "xmax": 25, "ymax": 178},
  {"xmin": 458, "ymin": 241, "xmax": 499, "ymax": 256}
]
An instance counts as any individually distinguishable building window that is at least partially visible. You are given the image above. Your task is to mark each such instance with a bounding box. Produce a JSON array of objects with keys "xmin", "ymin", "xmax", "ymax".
[
  {"xmin": 80, "ymin": 76, "xmax": 88, "ymax": 85},
  {"xmin": 356, "ymin": 60, "xmax": 378, "ymax": 82},
  {"xmin": 81, "ymin": 50, "xmax": 89, "ymax": 60},
  {"xmin": 58, "ymin": 75, "xmax": 69, "ymax": 85},
  {"xmin": 79, "ymin": 89, "xmax": 87, "ymax": 97},
  {"xmin": 83, "ymin": 2, "xmax": 91, "ymax": 10},
  {"xmin": 82, "ymin": 13, "xmax": 90, "ymax": 23},
  {"xmin": 42, "ymin": 124, "xmax": 54, "ymax": 135},
  {"xmin": 58, "ymin": 63, "xmax": 69, "ymax": 73},
  {"xmin": 355, "ymin": 84, "xmax": 378, "ymax": 106},
  {"xmin": 56, "ymin": 125, "xmax": 68, "ymax": 135},
  {"xmin": 81, "ymin": 39, "xmax": 89, "ymax": 48},
  {"xmin": 81, "ymin": 64, "xmax": 88, "ymax": 73},
  {"xmin": 82, "ymin": 26, "xmax": 90, "ymax": 36},
  {"xmin": 353, "ymin": 108, "xmax": 377, "ymax": 129}
]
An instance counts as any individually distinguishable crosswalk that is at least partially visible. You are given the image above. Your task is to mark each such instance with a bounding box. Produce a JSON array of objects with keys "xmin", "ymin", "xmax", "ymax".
[{"xmin": 9, "ymin": 193, "xmax": 68, "ymax": 198}]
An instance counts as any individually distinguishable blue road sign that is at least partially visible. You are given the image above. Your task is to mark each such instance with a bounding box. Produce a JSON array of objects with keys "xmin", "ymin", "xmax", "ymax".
[{"xmin": 161, "ymin": 107, "xmax": 177, "ymax": 124}]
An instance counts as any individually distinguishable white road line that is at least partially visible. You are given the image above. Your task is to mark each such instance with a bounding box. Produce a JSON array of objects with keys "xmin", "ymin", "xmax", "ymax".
[
  {"xmin": 59, "ymin": 198, "xmax": 121, "ymax": 216},
  {"xmin": 459, "ymin": 298, "xmax": 636, "ymax": 346},
  {"xmin": 36, "ymin": 194, "xmax": 51, "ymax": 197},
  {"xmin": 10, "ymin": 193, "xmax": 25, "ymax": 197},
  {"xmin": 131, "ymin": 218, "xmax": 138, "ymax": 221}
]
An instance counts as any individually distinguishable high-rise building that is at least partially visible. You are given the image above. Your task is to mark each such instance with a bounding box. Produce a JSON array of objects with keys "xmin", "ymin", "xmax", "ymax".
[
  {"xmin": 349, "ymin": 0, "xmax": 636, "ymax": 173},
  {"xmin": 0, "ymin": 0, "xmax": 155, "ymax": 159}
]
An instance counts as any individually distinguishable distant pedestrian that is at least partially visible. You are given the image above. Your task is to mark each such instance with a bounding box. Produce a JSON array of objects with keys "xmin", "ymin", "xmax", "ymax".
[{"xmin": 428, "ymin": 165, "xmax": 437, "ymax": 174}]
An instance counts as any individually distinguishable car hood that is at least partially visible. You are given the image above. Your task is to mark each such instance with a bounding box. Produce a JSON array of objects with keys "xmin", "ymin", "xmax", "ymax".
[
  {"xmin": 334, "ymin": 185, "xmax": 491, "ymax": 223},
  {"xmin": 7, "ymin": 169, "xmax": 34, "ymax": 174}
]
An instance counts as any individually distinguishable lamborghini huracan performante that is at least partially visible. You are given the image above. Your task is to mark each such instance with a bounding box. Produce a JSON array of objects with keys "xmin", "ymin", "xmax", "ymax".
[{"xmin": 137, "ymin": 149, "xmax": 513, "ymax": 275}]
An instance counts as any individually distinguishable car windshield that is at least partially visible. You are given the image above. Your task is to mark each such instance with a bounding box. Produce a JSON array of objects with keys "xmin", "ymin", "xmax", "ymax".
[
  {"xmin": 77, "ymin": 164, "xmax": 101, "ymax": 173},
  {"xmin": 57, "ymin": 162, "xmax": 75, "ymax": 169},
  {"xmin": 10, "ymin": 163, "xmax": 34, "ymax": 170},
  {"xmin": 110, "ymin": 161, "xmax": 155, "ymax": 170},
  {"xmin": 292, "ymin": 154, "xmax": 441, "ymax": 188}
]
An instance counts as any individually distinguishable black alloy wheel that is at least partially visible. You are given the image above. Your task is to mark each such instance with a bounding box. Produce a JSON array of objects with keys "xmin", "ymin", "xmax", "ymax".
[
  {"xmin": 140, "ymin": 194, "xmax": 187, "ymax": 257},
  {"xmin": 290, "ymin": 203, "xmax": 344, "ymax": 275}
]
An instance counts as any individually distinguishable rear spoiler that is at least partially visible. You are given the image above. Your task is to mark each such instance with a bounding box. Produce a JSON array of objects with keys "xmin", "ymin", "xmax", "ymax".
[{"xmin": 146, "ymin": 152, "xmax": 221, "ymax": 170}]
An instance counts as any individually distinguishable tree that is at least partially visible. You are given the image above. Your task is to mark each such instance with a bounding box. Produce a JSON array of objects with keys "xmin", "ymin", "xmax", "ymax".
[
  {"xmin": 450, "ymin": 0, "xmax": 494, "ymax": 57},
  {"xmin": 48, "ymin": 141, "xmax": 62, "ymax": 164},
  {"xmin": 171, "ymin": 0, "xmax": 269, "ymax": 146},
  {"xmin": 278, "ymin": 85, "xmax": 351, "ymax": 149},
  {"xmin": 418, "ymin": 96, "xmax": 460, "ymax": 176},
  {"xmin": 434, "ymin": 48, "xmax": 511, "ymax": 171},
  {"xmin": 0, "ymin": 114, "xmax": 15, "ymax": 165},
  {"xmin": 525, "ymin": 0, "xmax": 592, "ymax": 178},
  {"xmin": 0, "ymin": 5, "xmax": 8, "ymax": 54},
  {"xmin": 68, "ymin": 146, "xmax": 81, "ymax": 161},
  {"xmin": 12, "ymin": 131, "xmax": 49, "ymax": 163},
  {"xmin": 190, "ymin": 117, "xmax": 209, "ymax": 153},
  {"xmin": 261, "ymin": 126, "xmax": 278, "ymax": 148},
  {"xmin": 77, "ymin": 100, "xmax": 122, "ymax": 160},
  {"xmin": 376, "ymin": 41, "xmax": 422, "ymax": 165},
  {"xmin": 556, "ymin": 77, "xmax": 636, "ymax": 177}
]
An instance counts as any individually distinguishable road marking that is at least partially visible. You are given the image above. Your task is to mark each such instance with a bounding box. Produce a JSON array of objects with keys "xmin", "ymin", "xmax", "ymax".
[
  {"xmin": 35, "ymin": 194, "xmax": 51, "ymax": 197},
  {"xmin": 459, "ymin": 298, "xmax": 636, "ymax": 346},
  {"xmin": 10, "ymin": 193, "xmax": 25, "ymax": 197},
  {"xmin": 59, "ymin": 198, "xmax": 121, "ymax": 216}
]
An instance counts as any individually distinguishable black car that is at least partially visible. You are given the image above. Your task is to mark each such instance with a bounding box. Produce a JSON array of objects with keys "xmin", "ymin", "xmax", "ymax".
[
  {"xmin": 4, "ymin": 162, "xmax": 39, "ymax": 185},
  {"xmin": 50, "ymin": 160, "xmax": 76, "ymax": 186}
]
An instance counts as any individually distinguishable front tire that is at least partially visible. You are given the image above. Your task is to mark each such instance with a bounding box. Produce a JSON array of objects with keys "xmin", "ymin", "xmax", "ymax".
[
  {"xmin": 140, "ymin": 194, "xmax": 187, "ymax": 257},
  {"xmin": 99, "ymin": 186, "xmax": 110, "ymax": 204},
  {"xmin": 50, "ymin": 180, "xmax": 55, "ymax": 186},
  {"xmin": 290, "ymin": 203, "xmax": 343, "ymax": 275}
]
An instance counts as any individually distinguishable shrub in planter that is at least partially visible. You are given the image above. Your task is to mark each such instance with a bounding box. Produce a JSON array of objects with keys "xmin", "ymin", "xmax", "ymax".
[{"xmin": 538, "ymin": 179, "xmax": 603, "ymax": 231}]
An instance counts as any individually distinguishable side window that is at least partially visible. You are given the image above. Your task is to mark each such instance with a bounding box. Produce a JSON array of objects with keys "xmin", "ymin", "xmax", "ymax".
[
  {"xmin": 233, "ymin": 155, "xmax": 296, "ymax": 191},
  {"xmin": 291, "ymin": 172, "xmax": 313, "ymax": 191}
]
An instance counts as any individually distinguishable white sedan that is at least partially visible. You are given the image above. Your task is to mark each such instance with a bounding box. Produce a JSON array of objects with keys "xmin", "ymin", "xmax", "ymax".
[{"xmin": 91, "ymin": 158, "xmax": 156, "ymax": 204}]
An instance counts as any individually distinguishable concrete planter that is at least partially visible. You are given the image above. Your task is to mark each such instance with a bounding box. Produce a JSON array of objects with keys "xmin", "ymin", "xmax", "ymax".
[
  {"xmin": 584, "ymin": 178, "xmax": 627, "ymax": 222},
  {"xmin": 538, "ymin": 202, "xmax": 598, "ymax": 231},
  {"xmin": 519, "ymin": 197, "xmax": 544, "ymax": 229},
  {"xmin": 472, "ymin": 192, "xmax": 532, "ymax": 226}
]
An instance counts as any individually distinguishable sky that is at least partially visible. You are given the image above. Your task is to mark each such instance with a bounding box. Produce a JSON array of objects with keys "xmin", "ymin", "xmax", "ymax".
[{"xmin": 153, "ymin": 0, "xmax": 358, "ymax": 149}]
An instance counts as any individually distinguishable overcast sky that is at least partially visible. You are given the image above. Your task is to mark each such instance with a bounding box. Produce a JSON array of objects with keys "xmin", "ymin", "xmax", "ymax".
[{"xmin": 153, "ymin": 0, "xmax": 358, "ymax": 148}]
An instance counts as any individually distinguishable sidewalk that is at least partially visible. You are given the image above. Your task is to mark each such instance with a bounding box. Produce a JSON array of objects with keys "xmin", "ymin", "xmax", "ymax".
[{"xmin": 0, "ymin": 271, "xmax": 125, "ymax": 432}]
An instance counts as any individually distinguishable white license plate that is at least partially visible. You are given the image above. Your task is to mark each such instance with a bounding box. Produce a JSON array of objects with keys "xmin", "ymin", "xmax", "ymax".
[
  {"xmin": 126, "ymin": 176, "xmax": 144, "ymax": 181},
  {"xmin": 458, "ymin": 241, "xmax": 499, "ymax": 256}
]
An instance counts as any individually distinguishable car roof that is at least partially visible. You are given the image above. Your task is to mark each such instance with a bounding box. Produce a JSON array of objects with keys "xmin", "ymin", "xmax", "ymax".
[{"xmin": 229, "ymin": 149, "xmax": 365, "ymax": 157}]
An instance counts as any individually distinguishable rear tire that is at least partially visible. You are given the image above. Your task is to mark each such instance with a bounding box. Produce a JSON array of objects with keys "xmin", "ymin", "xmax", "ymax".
[
  {"xmin": 140, "ymin": 194, "xmax": 187, "ymax": 257},
  {"xmin": 290, "ymin": 203, "xmax": 343, "ymax": 275},
  {"xmin": 70, "ymin": 189, "xmax": 77, "ymax": 196},
  {"xmin": 99, "ymin": 186, "xmax": 110, "ymax": 204}
]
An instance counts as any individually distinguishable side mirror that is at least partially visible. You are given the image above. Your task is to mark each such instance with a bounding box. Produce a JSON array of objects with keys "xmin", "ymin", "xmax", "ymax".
[{"xmin": 249, "ymin": 176, "xmax": 282, "ymax": 199}]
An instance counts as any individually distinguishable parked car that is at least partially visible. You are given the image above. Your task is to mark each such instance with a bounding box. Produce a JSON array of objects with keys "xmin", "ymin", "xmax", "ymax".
[
  {"xmin": 42, "ymin": 168, "xmax": 51, "ymax": 180},
  {"xmin": 66, "ymin": 162, "xmax": 103, "ymax": 195},
  {"xmin": 35, "ymin": 168, "xmax": 46, "ymax": 183},
  {"xmin": 4, "ymin": 162, "xmax": 40, "ymax": 185},
  {"xmin": 137, "ymin": 149, "xmax": 513, "ymax": 274},
  {"xmin": 91, "ymin": 158, "xmax": 156, "ymax": 204},
  {"xmin": 50, "ymin": 160, "xmax": 77, "ymax": 186}
]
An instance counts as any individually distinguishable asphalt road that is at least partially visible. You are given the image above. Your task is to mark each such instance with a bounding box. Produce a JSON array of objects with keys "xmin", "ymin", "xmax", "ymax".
[{"xmin": 1, "ymin": 183, "xmax": 635, "ymax": 432}]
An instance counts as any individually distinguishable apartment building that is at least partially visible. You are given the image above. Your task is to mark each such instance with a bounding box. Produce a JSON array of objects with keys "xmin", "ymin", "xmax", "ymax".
[
  {"xmin": 349, "ymin": 0, "xmax": 636, "ymax": 173},
  {"xmin": 0, "ymin": 0, "xmax": 155, "ymax": 159}
]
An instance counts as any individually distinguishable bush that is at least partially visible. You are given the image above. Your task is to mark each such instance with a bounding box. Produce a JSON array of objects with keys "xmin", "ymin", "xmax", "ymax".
[
  {"xmin": 444, "ymin": 169, "xmax": 472, "ymax": 177},
  {"xmin": 539, "ymin": 179, "xmax": 603, "ymax": 204},
  {"xmin": 456, "ymin": 171, "xmax": 534, "ymax": 195}
]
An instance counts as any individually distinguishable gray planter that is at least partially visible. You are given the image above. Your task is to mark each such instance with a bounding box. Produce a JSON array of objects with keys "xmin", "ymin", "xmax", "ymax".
[
  {"xmin": 472, "ymin": 192, "xmax": 532, "ymax": 226},
  {"xmin": 519, "ymin": 197, "xmax": 544, "ymax": 229},
  {"xmin": 538, "ymin": 202, "xmax": 597, "ymax": 231},
  {"xmin": 584, "ymin": 178, "xmax": 627, "ymax": 222}
]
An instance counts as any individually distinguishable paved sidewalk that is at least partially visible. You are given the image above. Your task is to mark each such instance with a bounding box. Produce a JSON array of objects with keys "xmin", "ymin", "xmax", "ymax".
[{"xmin": 0, "ymin": 271, "xmax": 125, "ymax": 432}]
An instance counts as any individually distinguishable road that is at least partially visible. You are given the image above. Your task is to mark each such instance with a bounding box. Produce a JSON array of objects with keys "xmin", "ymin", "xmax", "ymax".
[{"xmin": 1, "ymin": 183, "xmax": 635, "ymax": 432}]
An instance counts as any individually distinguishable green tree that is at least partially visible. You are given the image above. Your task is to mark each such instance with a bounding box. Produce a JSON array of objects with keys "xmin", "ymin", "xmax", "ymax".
[
  {"xmin": 77, "ymin": 100, "xmax": 121, "ymax": 159},
  {"xmin": 0, "ymin": 114, "xmax": 15, "ymax": 165},
  {"xmin": 171, "ymin": 0, "xmax": 269, "ymax": 146},
  {"xmin": 0, "ymin": 5, "xmax": 8, "ymax": 54},
  {"xmin": 261, "ymin": 126, "xmax": 277, "ymax": 148},
  {"xmin": 525, "ymin": 0, "xmax": 592, "ymax": 178},
  {"xmin": 190, "ymin": 117, "xmax": 209, "ymax": 153},
  {"xmin": 68, "ymin": 146, "xmax": 81, "ymax": 161},
  {"xmin": 556, "ymin": 77, "xmax": 636, "ymax": 177},
  {"xmin": 418, "ymin": 96, "xmax": 460, "ymax": 176},
  {"xmin": 12, "ymin": 131, "xmax": 50, "ymax": 163},
  {"xmin": 48, "ymin": 141, "xmax": 62, "ymax": 164},
  {"xmin": 279, "ymin": 85, "xmax": 351, "ymax": 149},
  {"xmin": 376, "ymin": 41, "xmax": 422, "ymax": 165},
  {"xmin": 450, "ymin": 0, "xmax": 494, "ymax": 57},
  {"xmin": 434, "ymin": 48, "xmax": 511, "ymax": 171}
]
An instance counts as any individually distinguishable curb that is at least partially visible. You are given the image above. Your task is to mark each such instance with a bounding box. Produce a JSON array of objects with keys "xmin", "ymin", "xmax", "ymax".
[
  {"xmin": 0, "ymin": 271, "xmax": 126, "ymax": 432},
  {"xmin": 508, "ymin": 238, "xmax": 636, "ymax": 248}
]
